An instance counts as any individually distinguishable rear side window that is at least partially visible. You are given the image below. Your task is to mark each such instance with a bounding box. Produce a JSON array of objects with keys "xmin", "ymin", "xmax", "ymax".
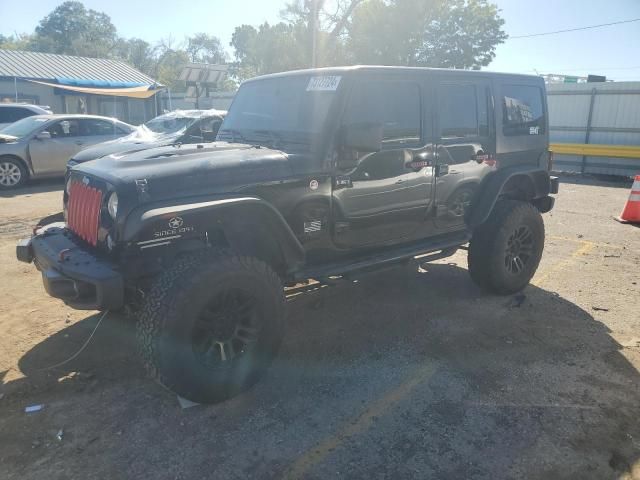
[
  {"xmin": 344, "ymin": 81, "xmax": 421, "ymax": 145},
  {"xmin": 80, "ymin": 119, "xmax": 120, "ymax": 136},
  {"xmin": 0, "ymin": 107, "xmax": 34, "ymax": 123},
  {"xmin": 438, "ymin": 84, "xmax": 479, "ymax": 138},
  {"xmin": 502, "ymin": 85, "xmax": 545, "ymax": 136}
]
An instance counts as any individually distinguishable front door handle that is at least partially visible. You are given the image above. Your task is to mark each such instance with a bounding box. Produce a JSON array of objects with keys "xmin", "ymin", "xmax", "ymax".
[
  {"xmin": 395, "ymin": 179, "xmax": 405, "ymax": 184},
  {"xmin": 75, "ymin": 141, "xmax": 84, "ymax": 146},
  {"xmin": 436, "ymin": 164, "xmax": 449, "ymax": 177}
]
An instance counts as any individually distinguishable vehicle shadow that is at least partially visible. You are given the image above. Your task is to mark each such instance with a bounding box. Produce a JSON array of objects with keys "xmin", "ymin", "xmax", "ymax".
[
  {"xmin": 3, "ymin": 262, "xmax": 639, "ymax": 479},
  {"xmin": 0, "ymin": 177, "xmax": 63, "ymax": 198}
]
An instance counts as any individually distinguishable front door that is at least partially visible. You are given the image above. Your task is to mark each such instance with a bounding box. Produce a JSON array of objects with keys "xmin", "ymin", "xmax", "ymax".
[
  {"xmin": 434, "ymin": 78, "xmax": 495, "ymax": 230},
  {"xmin": 30, "ymin": 118, "xmax": 125, "ymax": 175},
  {"xmin": 29, "ymin": 119, "xmax": 84, "ymax": 176},
  {"xmin": 332, "ymin": 78, "xmax": 434, "ymax": 248}
]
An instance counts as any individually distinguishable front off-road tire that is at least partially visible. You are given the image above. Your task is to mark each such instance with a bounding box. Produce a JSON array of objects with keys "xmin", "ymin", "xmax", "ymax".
[
  {"xmin": 137, "ymin": 250, "xmax": 285, "ymax": 404},
  {"xmin": 468, "ymin": 200, "xmax": 545, "ymax": 295}
]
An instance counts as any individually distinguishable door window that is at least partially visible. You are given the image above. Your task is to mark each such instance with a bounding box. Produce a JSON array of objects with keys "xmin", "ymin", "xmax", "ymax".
[
  {"xmin": 0, "ymin": 107, "xmax": 34, "ymax": 123},
  {"xmin": 79, "ymin": 119, "xmax": 121, "ymax": 136},
  {"xmin": 343, "ymin": 81, "xmax": 421, "ymax": 146},
  {"xmin": 438, "ymin": 84, "xmax": 479, "ymax": 138},
  {"xmin": 46, "ymin": 119, "xmax": 81, "ymax": 138},
  {"xmin": 502, "ymin": 85, "xmax": 545, "ymax": 136}
]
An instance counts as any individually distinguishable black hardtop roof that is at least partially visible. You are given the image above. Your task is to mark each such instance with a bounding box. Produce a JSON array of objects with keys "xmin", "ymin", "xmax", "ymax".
[{"xmin": 246, "ymin": 65, "xmax": 543, "ymax": 84}]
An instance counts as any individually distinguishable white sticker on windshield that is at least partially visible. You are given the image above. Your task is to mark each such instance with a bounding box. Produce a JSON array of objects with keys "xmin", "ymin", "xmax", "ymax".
[{"xmin": 306, "ymin": 76, "xmax": 341, "ymax": 91}]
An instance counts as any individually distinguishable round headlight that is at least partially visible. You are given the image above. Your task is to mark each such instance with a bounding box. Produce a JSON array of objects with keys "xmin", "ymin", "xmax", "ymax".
[{"xmin": 107, "ymin": 192, "xmax": 118, "ymax": 219}]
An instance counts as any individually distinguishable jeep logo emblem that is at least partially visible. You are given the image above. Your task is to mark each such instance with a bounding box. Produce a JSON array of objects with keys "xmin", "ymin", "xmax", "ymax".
[{"xmin": 168, "ymin": 217, "xmax": 183, "ymax": 229}]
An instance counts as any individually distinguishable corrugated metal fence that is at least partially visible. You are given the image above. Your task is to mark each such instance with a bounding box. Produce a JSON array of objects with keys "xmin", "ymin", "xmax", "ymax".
[{"xmin": 547, "ymin": 81, "xmax": 640, "ymax": 177}]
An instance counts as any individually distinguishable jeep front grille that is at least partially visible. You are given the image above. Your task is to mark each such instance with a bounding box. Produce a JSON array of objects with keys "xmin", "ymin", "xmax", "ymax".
[{"xmin": 67, "ymin": 181, "xmax": 102, "ymax": 246}]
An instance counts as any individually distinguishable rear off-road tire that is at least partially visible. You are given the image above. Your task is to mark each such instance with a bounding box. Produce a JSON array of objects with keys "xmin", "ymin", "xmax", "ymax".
[
  {"xmin": 137, "ymin": 250, "xmax": 285, "ymax": 404},
  {"xmin": 468, "ymin": 200, "xmax": 545, "ymax": 295}
]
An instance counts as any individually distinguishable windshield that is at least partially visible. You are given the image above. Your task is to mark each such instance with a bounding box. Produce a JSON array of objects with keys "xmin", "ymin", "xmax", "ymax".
[
  {"xmin": 0, "ymin": 116, "xmax": 49, "ymax": 138},
  {"xmin": 143, "ymin": 115, "xmax": 197, "ymax": 135},
  {"xmin": 219, "ymin": 75, "xmax": 340, "ymax": 145}
]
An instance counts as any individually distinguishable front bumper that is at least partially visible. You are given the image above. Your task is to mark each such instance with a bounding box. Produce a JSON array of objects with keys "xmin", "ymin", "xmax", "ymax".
[{"xmin": 16, "ymin": 224, "xmax": 124, "ymax": 310}]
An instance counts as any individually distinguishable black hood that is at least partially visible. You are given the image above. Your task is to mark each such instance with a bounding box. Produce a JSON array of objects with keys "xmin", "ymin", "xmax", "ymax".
[
  {"xmin": 71, "ymin": 133, "xmax": 179, "ymax": 163},
  {"xmin": 73, "ymin": 142, "xmax": 292, "ymax": 202}
]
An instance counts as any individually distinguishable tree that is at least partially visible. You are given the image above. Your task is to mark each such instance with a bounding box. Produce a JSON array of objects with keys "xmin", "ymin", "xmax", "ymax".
[
  {"xmin": 347, "ymin": 0, "xmax": 507, "ymax": 68},
  {"xmin": 28, "ymin": 1, "xmax": 118, "ymax": 57},
  {"xmin": 0, "ymin": 33, "xmax": 32, "ymax": 51},
  {"xmin": 114, "ymin": 38, "xmax": 156, "ymax": 76},
  {"xmin": 186, "ymin": 33, "xmax": 227, "ymax": 64},
  {"xmin": 230, "ymin": 22, "xmax": 310, "ymax": 80},
  {"xmin": 153, "ymin": 38, "xmax": 190, "ymax": 92},
  {"xmin": 232, "ymin": 0, "xmax": 506, "ymax": 80}
]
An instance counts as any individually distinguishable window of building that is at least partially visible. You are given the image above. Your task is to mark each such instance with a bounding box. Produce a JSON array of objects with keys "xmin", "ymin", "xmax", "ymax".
[
  {"xmin": 502, "ymin": 85, "xmax": 545, "ymax": 136},
  {"xmin": 343, "ymin": 81, "xmax": 421, "ymax": 146}
]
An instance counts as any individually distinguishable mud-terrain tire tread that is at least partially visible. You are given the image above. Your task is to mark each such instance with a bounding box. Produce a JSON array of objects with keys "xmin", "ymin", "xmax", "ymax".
[
  {"xmin": 468, "ymin": 200, "xmax": 544, "ymax": 295},
  {"xmin": 137, "ymin": 249, "xmax": 284, "ymax": 403}
]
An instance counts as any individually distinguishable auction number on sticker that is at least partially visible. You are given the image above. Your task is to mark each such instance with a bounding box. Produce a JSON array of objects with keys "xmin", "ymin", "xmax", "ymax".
[{"xmin": 306, "ymin": 76, "xmax": 342, "ymax": 91}]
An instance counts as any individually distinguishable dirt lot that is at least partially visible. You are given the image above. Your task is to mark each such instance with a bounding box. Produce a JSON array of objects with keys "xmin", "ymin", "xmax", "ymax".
[{"xmin": 1, "ymin": 175, "xmax": 639, "ymax": 479}]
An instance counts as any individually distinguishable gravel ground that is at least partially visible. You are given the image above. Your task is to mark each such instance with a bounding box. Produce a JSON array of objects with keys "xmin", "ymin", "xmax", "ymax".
[{"xmin": 0, "ymin": 175, "xmax": 639, "ymax": 480}]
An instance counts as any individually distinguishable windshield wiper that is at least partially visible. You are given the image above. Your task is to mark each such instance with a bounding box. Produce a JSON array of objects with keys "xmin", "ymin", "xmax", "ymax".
[
  {"xmin": 253, "ymin": 129, "xmax": 283, "ymax": 149},
  {"xmin": 218, "ymin": 128, "xmax": 246, "ymax": 143}
]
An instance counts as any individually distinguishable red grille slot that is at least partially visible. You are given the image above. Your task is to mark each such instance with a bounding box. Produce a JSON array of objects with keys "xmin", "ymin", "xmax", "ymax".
[{"xmin": 67, "ymin": 182, "xmax": 102, "ymax": 246}]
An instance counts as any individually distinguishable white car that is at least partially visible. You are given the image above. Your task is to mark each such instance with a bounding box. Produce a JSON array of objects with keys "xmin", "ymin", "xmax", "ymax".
[{"xmin": 0, "ymin": 103, "xmax": 52, "ymax": 130}]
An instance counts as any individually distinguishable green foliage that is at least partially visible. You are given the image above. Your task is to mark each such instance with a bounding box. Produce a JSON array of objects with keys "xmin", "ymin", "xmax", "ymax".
[
  {"xmin": 114, "ymin": 38, "xmax": 156, "ymax": 75},
  {"xmin": 0, "ymin": 34, "xmax": 32, "ymax": 51},
  {"xmin": 186, "ymin": 33, "xmax": 227, "ymax": 64},
  {"xmin": 348, "ymin": 0, "xmax": 506, "ymax": 68},
  {"xmin": 4, "ymin": 0, "xmax": 507, "ymax": 89},
  {"xmin": 230, "ymin": 22, "xmax": 311, "ymax": 81},
  {"xmin": 29, "ymin": 1, "xmax": 118, "ymax": 57}
]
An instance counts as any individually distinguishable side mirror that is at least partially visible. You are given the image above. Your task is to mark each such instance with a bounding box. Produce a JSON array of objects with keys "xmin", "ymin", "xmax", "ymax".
[
  {"xmin": 35, "ymin": 131, "xmax": 51, "ymax": 141},
  {"xmin": 343, "ymin": 122, "xmax": 383, "ymax": 152}
]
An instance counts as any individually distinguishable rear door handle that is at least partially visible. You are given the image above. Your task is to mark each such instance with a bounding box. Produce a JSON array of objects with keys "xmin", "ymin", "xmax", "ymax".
[
  {"xmin": 75, "ymin": 141, "xmax": 84, "ymax": 146},
  {"xmin": 395, "ymin": 179, "xmax": 405, "ymax": 184}
]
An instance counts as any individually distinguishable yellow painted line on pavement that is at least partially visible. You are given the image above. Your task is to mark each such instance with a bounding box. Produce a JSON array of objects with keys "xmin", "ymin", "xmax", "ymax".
[
  {"xmin": 548, "ymin": 235, "xmax": 623, "ymax": 249},
  {"xmin": 550, "ymin": 143, "xmax": 640, "ymax": 160},
  {"xmin": 534, "ymin": 240, "xmax": 594, "ymax": 288},
  {"xmin": 281, "ymin": 362, "xmax": 438, "ymax": 480}
]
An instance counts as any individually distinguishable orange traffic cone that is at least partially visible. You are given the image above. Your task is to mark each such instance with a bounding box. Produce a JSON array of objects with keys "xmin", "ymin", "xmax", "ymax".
[{"xmin": 615, "ymin": 175, "xmax": 640, "ymax": 224}]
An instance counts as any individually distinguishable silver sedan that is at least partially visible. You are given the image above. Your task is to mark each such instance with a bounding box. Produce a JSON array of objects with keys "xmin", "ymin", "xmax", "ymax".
[{"xmin": 0, "ymin": 114, "xmax": 134, "ymax": 189}]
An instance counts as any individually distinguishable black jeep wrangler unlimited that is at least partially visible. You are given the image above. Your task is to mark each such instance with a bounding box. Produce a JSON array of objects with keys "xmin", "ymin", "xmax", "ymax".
[{"xmin": 17, "ymin": 67, "xmax": 559, "ymax": 403}]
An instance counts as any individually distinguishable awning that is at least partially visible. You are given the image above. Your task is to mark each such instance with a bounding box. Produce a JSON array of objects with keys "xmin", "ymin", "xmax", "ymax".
[
  {"xmin": 26, "ymin": 79, "xmax": 162, "ymax": 99},
  {"xmin": 55, "ymin": 77, "xmax": 149, "ymax": 88}
]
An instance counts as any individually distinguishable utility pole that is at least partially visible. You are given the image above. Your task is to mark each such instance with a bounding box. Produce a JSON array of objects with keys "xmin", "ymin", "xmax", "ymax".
[{"xmin": 310, "ymin": 0, "xmax": 324, "ymax": 68}]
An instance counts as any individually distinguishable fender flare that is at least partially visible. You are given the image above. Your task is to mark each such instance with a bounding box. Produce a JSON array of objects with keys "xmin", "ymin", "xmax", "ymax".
[
  {"xmin": 121, "ymin": 196, "xmax": 306, "ymax": 275},
  {"xmin": 466, "ymin": 166, "xmax": 552, "ymax": 228}
]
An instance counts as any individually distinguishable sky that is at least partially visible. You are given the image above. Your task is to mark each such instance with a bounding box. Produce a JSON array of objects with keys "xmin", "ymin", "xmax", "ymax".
[{"xmin": 1, "ymin": 0, "xmax": 639, "ymax": 81}]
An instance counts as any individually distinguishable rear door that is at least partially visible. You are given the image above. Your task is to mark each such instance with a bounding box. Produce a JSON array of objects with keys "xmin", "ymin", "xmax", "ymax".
[
  {"xmin": 332, "ymin": 76, "xmax": 434, "ymax": 248},
  {"xmin": 434, "ymin": 77, "xmax": 495, "ymax": 230},
  {"xmin": 78, "ymin": 118, "xmax": 127, "ymax": 147}
]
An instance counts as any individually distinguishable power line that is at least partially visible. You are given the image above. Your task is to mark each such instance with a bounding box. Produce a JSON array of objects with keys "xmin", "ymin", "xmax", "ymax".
[{"xmin": 510, "ymin": 18, "xmax": 640, "ymax": 39}]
